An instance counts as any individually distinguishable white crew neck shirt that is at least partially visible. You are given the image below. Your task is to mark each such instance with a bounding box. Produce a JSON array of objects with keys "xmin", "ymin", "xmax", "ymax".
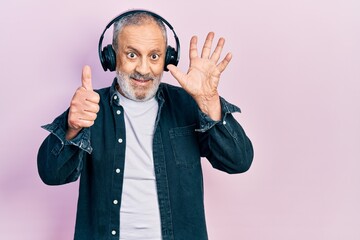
[{"xmin": 117, "ymin": 92, "xmax": 162, "ymax": 240}]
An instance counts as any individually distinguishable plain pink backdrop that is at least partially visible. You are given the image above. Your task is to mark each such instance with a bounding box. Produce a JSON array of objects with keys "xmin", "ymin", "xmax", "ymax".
[{"xmin": 1, "ymin": 0, "xmax": 359, "ymax": 239}]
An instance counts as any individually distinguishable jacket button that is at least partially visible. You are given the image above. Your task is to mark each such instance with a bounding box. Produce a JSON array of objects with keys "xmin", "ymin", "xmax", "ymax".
[{"xmin": 111, "ymin": 230, "xmax": 116, "ymax": 235}]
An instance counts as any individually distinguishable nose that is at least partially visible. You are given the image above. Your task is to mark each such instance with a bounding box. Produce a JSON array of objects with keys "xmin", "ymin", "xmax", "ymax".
[{"xmin": 135, "ymin": 57, "xmax": 150, "ymax": 75}]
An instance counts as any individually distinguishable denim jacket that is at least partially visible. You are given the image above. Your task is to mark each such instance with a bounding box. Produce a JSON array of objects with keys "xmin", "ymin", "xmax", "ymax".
[{"xmin": 37, "ymin": 79, "xmax": 254, "ymax": 240}]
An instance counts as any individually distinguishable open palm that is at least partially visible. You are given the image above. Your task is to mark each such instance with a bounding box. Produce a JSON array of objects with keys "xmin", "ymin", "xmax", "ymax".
[{"xmin": 167, "ymin": 32, "xmax": 232, "ymax": 120}]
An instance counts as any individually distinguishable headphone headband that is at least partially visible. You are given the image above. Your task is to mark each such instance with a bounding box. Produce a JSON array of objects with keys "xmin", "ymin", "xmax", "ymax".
[{"xmin": 98, "ymin": 9, "xmax": 180, "ymax": 72}]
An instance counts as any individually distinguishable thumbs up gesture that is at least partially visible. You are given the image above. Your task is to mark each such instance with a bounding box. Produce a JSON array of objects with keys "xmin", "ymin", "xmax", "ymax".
[{"xmin": 66, "ymin": 65, "xmax": 100, "ymax": 140}]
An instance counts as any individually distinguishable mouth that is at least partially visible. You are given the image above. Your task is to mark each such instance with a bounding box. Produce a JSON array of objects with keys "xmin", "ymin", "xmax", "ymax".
[
  {"xmin": 132, "ymin": 78, "xmax": 151, "ymax": 82},
  {"xmin": 131, "ymin": 77, "xmax": 153, "ymax": 86}
]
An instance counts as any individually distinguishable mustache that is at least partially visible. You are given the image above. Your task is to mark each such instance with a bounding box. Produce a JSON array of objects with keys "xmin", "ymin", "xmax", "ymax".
[{"xmin": 130, "ymin": 72, "xmax": 155, "ymax": 81}]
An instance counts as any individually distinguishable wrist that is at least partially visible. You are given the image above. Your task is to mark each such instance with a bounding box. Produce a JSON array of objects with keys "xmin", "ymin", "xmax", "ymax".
[
  {"xmin": 66, "ymin": 126, "xmax": 82, "ymax": 140},
  {"xmin": 195, "ymin": 94, "xmax": 221, "ymax": 121}
]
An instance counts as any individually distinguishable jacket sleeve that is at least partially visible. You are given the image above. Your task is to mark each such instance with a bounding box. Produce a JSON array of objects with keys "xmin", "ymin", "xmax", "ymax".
[
  {"xmin": 197, "ymin": 97, "xmax": 254, "ymax": 174},
  {"xmin": 37, "ymin": 110, "xmax": 92, "ymax": 185}
]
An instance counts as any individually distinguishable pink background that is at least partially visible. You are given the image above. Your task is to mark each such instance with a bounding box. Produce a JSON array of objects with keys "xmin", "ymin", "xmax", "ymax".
[{"xmin": 1, "ymin": 0, "xmax": 359, "ymax": 239}]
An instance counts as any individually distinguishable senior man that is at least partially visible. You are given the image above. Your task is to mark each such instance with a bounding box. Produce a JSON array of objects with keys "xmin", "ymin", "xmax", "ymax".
[{"xmin": 38, "ymin": 10, "xmax": 253, "ymax": 240}]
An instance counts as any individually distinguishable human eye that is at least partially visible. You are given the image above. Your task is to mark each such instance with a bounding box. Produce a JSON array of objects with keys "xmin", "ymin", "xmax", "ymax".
[
  {"xmin": 150, "ymin": 53, "xmax": 160, "ymax": 61},
  {"xmin": 127, "ymin": 52, "xmax": 137, "ymax": 59}
]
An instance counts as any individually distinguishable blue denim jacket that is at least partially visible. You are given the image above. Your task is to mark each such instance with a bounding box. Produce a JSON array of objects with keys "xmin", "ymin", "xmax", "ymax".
[{"xmin": 37, "ymin": 79, "xmax": 254, "ymax": 240}]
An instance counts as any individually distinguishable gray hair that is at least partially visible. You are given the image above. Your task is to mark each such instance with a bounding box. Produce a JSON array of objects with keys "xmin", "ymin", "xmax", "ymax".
[{"xmin": 112, "ymin": 12, "xmax": 167, "ymax": 53}]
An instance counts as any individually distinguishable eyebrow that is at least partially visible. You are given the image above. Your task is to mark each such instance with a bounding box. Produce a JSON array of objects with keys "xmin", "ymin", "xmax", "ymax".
[{"xmin": 124, "ymin": 46, "xmax": 164, "ymax": 54}]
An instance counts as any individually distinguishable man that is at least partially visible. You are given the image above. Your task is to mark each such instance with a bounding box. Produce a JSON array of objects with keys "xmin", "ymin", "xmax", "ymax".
[{"xmin": 38, "ymin": 10, "xmax": 253, "ymax": 240}]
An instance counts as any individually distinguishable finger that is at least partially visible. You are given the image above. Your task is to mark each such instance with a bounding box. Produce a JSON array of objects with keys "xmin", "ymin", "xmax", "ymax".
[
  {"xmin": 80, "ymin": 111, "xmax": 98, "ymax": 121},
  {"xmin": 217, "ymin": 53, "xmax": 232, "ymax": 73},
  {"xmin": 83, "ymin": 101, "xmax": 100, "ymax": 113},
  {"xmin": 167, "ymin": 64, "xmax": 187, "ymax": 87},
  {"xmin": 81, "ymin": 65, "xmax": 93, "ymax": 91},
  {"xmin": 189, "ymin": 36, "xmax": 198, "ymax": 60},
  {"xmin": 76, "ymin": 119, "xmax": 96, "ymax": 128},
  {"xmin": 85, "ymin": 91, "xmax": 100, "ymax": 104},
  {"xmin": 68, "ymin": 115, "xmax": 96, "ymax": 129},
  {"xmin": 210, "ymin": 37, "xmax": 225, "ymax": 63},
  {"xmin": 201, "ymin": 32, "xmax": 214, "ymax": 59}
]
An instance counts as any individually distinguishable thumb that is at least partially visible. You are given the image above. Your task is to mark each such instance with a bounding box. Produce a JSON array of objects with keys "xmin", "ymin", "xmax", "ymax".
[
  {"xmin": 167, "ymin": 64, "xmax": 186, "ymax": 86},
  {"xmin": 81, "ymin": 65, "xmax": 93, "ymax": 90}
]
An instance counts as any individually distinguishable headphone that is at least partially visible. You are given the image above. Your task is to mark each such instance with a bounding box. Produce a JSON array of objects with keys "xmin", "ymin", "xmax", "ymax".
[{"xmin": 98, "ymin": 9, "xmax": 180, "ymax": 72}]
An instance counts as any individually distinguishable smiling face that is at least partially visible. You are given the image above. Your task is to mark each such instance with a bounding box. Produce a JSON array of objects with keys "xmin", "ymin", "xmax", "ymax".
[{"xmin": 115, "ymin": 20, "xmax": 167, "ymax": 101}]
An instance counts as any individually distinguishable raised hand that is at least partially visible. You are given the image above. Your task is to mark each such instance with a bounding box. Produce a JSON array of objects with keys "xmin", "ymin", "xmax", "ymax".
[
  {"xmin": 167, "ymin": 32, "xmax": 232, "ymax": 121},
  {"xmin": 66, "ymin": 65, "xmax": 100, "ymax": 140}
]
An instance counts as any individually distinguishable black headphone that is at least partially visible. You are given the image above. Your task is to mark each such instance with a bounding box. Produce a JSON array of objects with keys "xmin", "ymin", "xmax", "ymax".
[{"xmin": 98, "ymin": 9, "xmax": 180, "ymax": 72}]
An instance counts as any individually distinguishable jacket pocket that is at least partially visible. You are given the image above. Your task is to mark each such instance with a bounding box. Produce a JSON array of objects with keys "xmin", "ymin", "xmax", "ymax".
[{"xmin": 169, "ymin": 124, "xmax": 200, "ymax": 168}]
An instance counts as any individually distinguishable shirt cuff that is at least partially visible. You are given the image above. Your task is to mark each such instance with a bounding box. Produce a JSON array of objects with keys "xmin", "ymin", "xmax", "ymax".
[
  {"xmin": 196, "ymin": 97, "xmax": 241, "ymax": 133},
  {"xmin": 41, "ymin": 111, "xmax": 93, "ymax": 154}
]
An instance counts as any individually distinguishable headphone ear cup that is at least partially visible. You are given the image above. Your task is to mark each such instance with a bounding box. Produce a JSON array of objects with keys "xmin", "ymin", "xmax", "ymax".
[
  {"xmin": 101, "ymin": 44, "xmax": 117, "ymax": 72},
  {"xmin": 164, "ymin": 46, "xmax": 178, "ymax": 71}
]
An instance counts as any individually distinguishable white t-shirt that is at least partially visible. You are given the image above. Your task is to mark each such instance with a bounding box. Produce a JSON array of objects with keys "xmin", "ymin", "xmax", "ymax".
[{"xmin": 118, "ymin": 92, "xmax": 162, "ymax": 240}]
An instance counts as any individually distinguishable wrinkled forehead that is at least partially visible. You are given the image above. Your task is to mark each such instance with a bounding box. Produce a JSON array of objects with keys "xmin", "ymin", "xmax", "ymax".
[{"xmin": 118, "ymin": 22, "xmax": 167, "ymax": 51}]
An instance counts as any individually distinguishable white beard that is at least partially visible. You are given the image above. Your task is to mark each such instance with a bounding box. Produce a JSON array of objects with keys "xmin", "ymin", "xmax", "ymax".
[{"xmin": 116, "ymin": 70, "xmax": 162, "ymax": 102}]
